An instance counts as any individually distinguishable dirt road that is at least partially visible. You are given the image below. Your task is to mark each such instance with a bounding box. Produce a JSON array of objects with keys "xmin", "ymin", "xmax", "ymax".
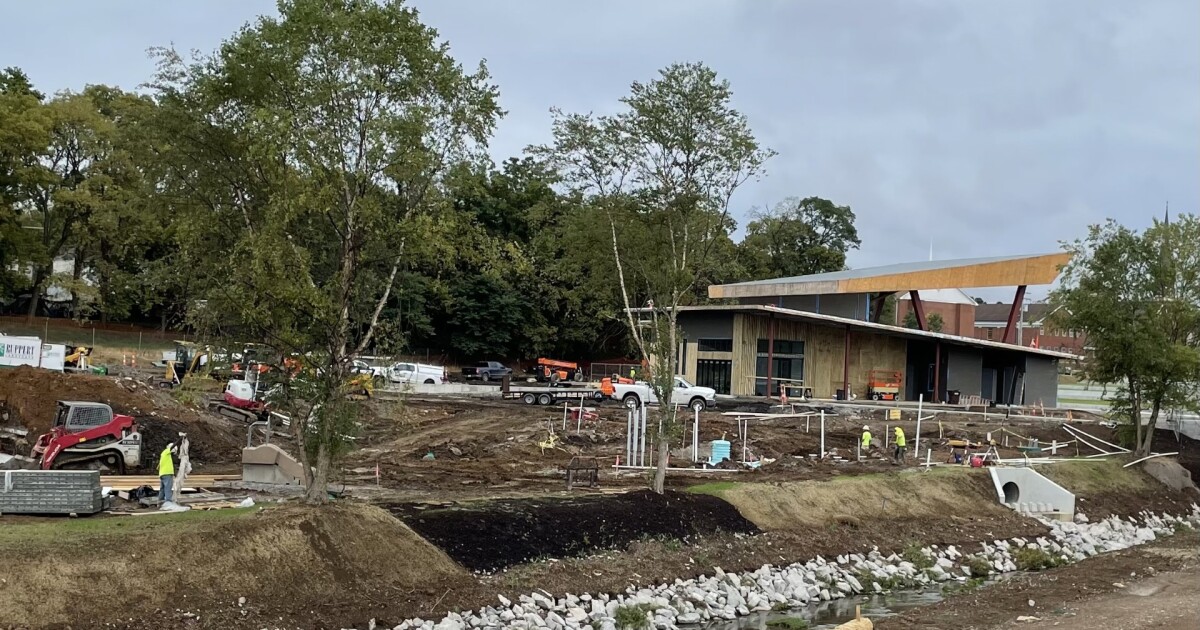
[{"xmin": 879, "ymin": 529, "xmax": 1200, "ymax": 630}]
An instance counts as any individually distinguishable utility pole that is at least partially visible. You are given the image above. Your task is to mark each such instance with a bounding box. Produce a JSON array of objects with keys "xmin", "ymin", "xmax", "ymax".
[{"xmin": 1017, "ymin": 299, "xmax": 1027, "ymax": 346}]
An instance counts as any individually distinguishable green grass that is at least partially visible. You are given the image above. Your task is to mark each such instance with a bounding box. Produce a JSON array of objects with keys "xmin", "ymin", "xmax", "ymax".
[
  {"xmin": 901, "ymin": 542, "xmax": 934, "ymax": 570},
  {"xmin": 613, "ymin": 603, "xmax": 655, "ymax": 630},
  {"xmin": 1013, "ymin": 546, "xmax": 1062, "ymax": 571},
  {"xmin": 687, "ymin": 481, "xmax": 739, "ymax": 496},
  {"xmin": 0, "ymin": 319, "xmax": 178, "ymax": 351},
  {"xmin": 1057, "ymin": 397, "xmax": 1109, "ymax": 407},
  {"xmin": 0, "ymin": 507, "xmax": 258, "ymax": 550},
  {"xmin": 1040, "ymin": 460, "xmax": 1147, "ymax": 494},
  {"xmin": 965, "ymin": 555, "xmax": 993, "ymax": 578}
]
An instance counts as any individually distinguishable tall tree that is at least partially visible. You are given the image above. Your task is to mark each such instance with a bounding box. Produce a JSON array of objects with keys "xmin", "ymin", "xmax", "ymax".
[
  {"xmin": 739, "ymin": 197, "xmax": 860, "ymax": 279},
  {"xmin": 0, "ymin": 68, "xmax": 49, "ymax": 299},
  {"xmin": 1052, "ymin": 216, "xmax": 1200, "ymax": 455},
  {"xmin": 152, "ymin": 0, "xmax": 500, "ymax": 501},
  {"xmin": 536, "ymin": 62, "xmax": 773, "ymax": 493}
]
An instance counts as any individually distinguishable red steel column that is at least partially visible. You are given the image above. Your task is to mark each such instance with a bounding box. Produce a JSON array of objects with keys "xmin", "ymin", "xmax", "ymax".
[
  {"xmin": 909, "ymin": 290, "xmax": 927, "ymax": 331},
  {"xmin": 1002, "ymin": 285, "xmax": 1027, "ymax": 344}
]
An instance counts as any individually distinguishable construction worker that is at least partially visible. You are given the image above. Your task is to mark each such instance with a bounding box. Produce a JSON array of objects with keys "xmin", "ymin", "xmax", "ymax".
[
  {"xmin": 861, "ymin": 425, "xmax": 872, "ymax": 453},
  {"xmin": 159, "ymin": 443, "xmax": 177, "ymax": 504},
  {"xmin": 629, "ymin": 366, "xmax": 637, "ymax": 380},
  {"xmin": 893, "ymin": 426, "xmax": 907, "ymax": 463}
]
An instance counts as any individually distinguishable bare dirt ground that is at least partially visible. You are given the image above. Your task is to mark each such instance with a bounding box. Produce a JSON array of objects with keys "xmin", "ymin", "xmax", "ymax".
[
  {"xmin": 878, "ymin": 529, "xmax": 1200, "ymax": 630},
  {"xmin": 340, "ymin": 396, "xmax": 1200, "ymax": 504}
]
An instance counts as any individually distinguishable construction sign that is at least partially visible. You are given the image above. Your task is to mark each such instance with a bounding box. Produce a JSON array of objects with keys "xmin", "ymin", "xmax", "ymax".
[{"xmin": 0, "ymin": 335, "xmax": 42, "ymax": 368}]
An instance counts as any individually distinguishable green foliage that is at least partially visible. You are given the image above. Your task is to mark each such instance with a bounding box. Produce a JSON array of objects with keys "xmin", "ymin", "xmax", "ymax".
[
  {"xmin": 1013, "ymin": 546, "xmax": 1062, "ymax": 571},
  {"xmin": 902, "ymin": 310, "xmax": 944, "ymax": 333},
  {"xmin": 739, "ymin": 197, "xmax": 860, "ymax": 279},
  {"xmin": 901, "ymin": 542, "xmax": 934, "ymax": 570},
  {"xmin": 1052, "ymin": 216, "xmax": 1200, "ymax": 454},
  {"xmin": 942, "ymin": 576, "xmax": 986, "ymax": 594},
  {"xmin": 150, "ymin": 0, "xmax": 500, "ymax": 501},
  {"xmin": 537, "ymin": 61, "xmax": 774, "ymax": 493},
  {"xmin": 965, "ymin": 555, "xmax": 994, "ymax": 578},
  {"xmin": 613, "ymin": 603, "xmax": 655, "ymax": 630}
]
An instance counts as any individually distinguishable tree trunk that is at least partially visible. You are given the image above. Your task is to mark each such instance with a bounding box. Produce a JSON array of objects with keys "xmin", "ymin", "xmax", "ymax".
[
  {"xmin": 1139, "ymin": 398, "xmax": 1160, "ymax": 456},
  {"xmin": 653, "ymin": 429, "xmax": 669, "ymax": 493},
  {"xmin": 71, "ymin": 247, "xmax": 84, "ymax": 320},
  {"xmin": 304, "ymin": 440, "xmax": 331, "ymax": 504},
  {"xmin": 25, "ymin": 265, "xmax": 46, "ymax": 323}
]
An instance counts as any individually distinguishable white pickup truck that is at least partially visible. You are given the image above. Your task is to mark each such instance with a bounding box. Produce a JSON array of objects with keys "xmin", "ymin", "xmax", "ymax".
[{"xmin": 611, "ymin": 376, "xmax": 716, "ymax": 412}]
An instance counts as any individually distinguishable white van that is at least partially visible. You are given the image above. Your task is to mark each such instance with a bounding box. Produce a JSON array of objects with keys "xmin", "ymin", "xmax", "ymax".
[{"xmin": 388, "ymin": 362, "xmax": 446, "ymax": 385}]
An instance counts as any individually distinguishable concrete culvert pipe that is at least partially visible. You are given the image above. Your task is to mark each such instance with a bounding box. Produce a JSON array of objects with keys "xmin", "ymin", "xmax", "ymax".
[{"xmin": 1002, "ymin": 481, "xmax": 1020, "ymax": 504}]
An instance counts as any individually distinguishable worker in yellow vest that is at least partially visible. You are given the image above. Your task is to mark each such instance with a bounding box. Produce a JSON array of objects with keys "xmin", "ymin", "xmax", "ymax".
[
  {"xmin": 860, "ymin": 425, "xmax": 872, "ymax": 454},
  {"xmin": 893, "ymin": 426, "xmax": 907, "ymax": 463},
  {"xmin": 159, "ymin": 443, "xmax": 178, "ymax": 504}
]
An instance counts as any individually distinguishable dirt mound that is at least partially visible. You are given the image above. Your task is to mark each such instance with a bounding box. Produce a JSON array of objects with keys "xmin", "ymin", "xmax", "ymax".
[
  {"xmin": 0, "ymin": 365, "xmax": 243, "ymax": 465},
  {"xmin": 1042, "ymin": 459, "xmax": 1199, "ymax": 518},
  {"xmin": 389, "ymin": 490, "xmax": 759, "ymax": 572},
  {"xmin": 715, "ymin": 468, "xmax": 1014, "ymax": 531},
  {"xmin": 0, "ymin": 502, "xmax": 473, "ymax": 629}
]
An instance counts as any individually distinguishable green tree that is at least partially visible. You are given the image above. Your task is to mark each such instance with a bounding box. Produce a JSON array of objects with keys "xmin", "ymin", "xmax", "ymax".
[
  {"xmin": 152, "ymin": 0, "xmax": 500, "ymax": 501},
  {"xmin": 738, "ymin": 197, "xmax": 860, "ymax": 279},
  {"xmin": 536, "ymin": 62, "xmax": 773, "ymax": 493},
  {"xmin": 0, "ymin": 68, "xmax": 49, "ymax": 299},
  {"xmin": 903, "ymin": 310, "xmax": 943, "ymax": 333},
  {"xmin": 1051, "ymin": 216, "xmax": 1200, "ymax": 455}
]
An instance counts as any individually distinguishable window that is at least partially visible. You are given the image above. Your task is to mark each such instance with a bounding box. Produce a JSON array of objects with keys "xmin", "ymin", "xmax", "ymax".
[
  {"xmin": 986, "ymin": 328, "xmax": 993, "ymax": 340},
  {"xmin": 696, "ymin": 360, "xmax": 732, "ymax": 395},
  {"xmin": 754, "ymin": 338, "xmax": 804, "ymax": 396},
  {"xmin": 697, "ymin": 338, "xmax": 733, "ymax": 352}
]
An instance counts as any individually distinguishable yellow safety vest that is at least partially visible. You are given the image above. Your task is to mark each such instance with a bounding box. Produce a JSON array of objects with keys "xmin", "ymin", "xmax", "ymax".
[
  {"xmin": 158, "ymin": 447, "xmax": 175, "ymax": 476},
  {"xmin": 895, "ymin": 428, "xmax": 906, "ymax": 447},
  {"xmin": 861, "ymin": 431, "xmax": 872, "ymax": 448}
]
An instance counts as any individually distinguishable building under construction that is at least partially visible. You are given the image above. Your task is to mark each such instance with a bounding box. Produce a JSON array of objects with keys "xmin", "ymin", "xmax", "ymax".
[{"xmin": 670, "ymin": 253, "xmax": 1073, "ymax": 407}]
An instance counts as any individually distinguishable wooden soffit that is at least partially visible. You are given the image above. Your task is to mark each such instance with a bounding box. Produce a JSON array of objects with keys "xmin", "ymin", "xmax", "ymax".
[{"xmin": 709, "ymin": 252, "xmax": 1072, "ymax": 299}]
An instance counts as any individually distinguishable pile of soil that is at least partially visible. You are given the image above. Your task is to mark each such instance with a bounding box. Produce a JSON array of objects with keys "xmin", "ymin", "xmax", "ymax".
[
  {"xmin": 0, "ymin": 365, "xmax": 244, "ymax": 465},
  {"xmin": 0, "ymin": 503, "xmax": 474, "ymax": 629},
  {"xmin": 389, "ymin": 490, "xmax": 759, "ymax": 572}
]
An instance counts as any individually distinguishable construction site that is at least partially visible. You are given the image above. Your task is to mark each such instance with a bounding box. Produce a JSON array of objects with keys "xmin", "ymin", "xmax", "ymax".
[
  {"xmin": 3, "ymin": 254, "xmax": 1200, "ymax": 629},
  {"xmin": 2, "ymin": 335, "xmax": 1199, "ymax": 629}
]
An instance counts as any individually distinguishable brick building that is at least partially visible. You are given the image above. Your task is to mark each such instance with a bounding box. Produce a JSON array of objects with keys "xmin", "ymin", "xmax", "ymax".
[
  {"xmin": 894, "ymin": 289, "xmax": 977, "ymax": 336},
  {"xmin": 973, "ymin": 303, "xmax": 1088, "ymax": 355}
]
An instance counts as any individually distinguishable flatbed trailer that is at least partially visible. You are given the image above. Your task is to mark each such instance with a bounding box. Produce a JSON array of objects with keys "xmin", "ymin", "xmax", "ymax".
[{"xmin": 502, "ymin": 385, "xmax": 608, "ymax": 406}]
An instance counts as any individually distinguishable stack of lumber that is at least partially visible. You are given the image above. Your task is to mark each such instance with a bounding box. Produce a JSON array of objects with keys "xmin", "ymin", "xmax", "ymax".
[{"xmin": 100, "ymin": 474, "xmax": 240, "ymax": 491}]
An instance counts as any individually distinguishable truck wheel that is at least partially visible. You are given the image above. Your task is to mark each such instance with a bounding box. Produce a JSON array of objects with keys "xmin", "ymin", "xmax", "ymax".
[
  {"xmin": 872, "ymin": 392, "xmax": 881, "ymax": 401},
  {"xmin": 623, "ymin": 394, "xmax": 640, "ymax": 410},
  {"xmin": 689, "ymin": 397, "xmax": 706, "ymax": 413},
  {"xmin": 424, "ymin": 379, "xmax": 435, "ymax": 385},
  {"xmin": 538, "ymin": 393, "xmax": 554, "ymax": 406},
  {"xmin": 593, "ymin": 391, "xmax": 604, "ymax": 401},
  {"xmin": 522, "ymin": 393, "xmax": 536, "ymax": 405},
  {"xmin": 481, "ymin": 372, "xmax": 491, "ymax": 382}
]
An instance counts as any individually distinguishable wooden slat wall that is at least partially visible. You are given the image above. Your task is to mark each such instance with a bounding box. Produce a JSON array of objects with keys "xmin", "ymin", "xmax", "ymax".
[{"xmin": 730, "ymin": 314, "xmax": 907, "ymax": 398}]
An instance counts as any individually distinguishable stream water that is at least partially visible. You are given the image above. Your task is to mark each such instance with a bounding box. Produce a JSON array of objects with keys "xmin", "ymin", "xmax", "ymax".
[{"xmin": 697, "ymin": 574, "xmax": 1016, "ymax": 629}]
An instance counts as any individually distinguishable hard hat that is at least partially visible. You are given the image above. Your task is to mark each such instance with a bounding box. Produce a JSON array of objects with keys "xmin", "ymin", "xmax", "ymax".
[{"xmin": 863, "ymin": 425, "xmax": 870, "ymax": 431}]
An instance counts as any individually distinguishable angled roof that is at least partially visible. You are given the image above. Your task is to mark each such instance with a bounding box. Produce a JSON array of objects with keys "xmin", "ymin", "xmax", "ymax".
[
  {"xmin": 897, "ymin": 288, "xmax": 978, "ymax": 306},
  {"xmin": 651, "ymin": 304, "xmax": 1078, "ymax": 359},
  {"xmin": 708, "ymin": 253, "xmax": 1071, "ymax": 299}
]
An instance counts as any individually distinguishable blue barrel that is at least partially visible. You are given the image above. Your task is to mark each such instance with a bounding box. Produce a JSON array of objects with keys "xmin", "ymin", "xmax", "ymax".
[{"xmin": 710, "ymin": 439, "xmax": 731, "ymax": 463}]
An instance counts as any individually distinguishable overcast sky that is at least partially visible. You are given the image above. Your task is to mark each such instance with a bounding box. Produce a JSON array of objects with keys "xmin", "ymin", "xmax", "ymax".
[{"xmin": 5, "ymin": 1, "xmax": 1197, "ymax": 301}]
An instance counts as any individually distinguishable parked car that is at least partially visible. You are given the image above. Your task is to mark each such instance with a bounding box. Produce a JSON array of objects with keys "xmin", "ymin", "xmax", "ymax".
[
  {"xmin": 611, "ymin": 376, "xmax": 716, "ymax": 412},
  {"xmin": 389, "ymin": 362, "xmax": 446, "ymax": 385},
  {"xmin": 461, "ymin": 360, "xmax": 513, "ymax": 381}
]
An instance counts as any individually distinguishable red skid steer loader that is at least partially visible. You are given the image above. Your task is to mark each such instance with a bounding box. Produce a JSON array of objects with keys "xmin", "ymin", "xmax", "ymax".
[{"xmin": 29, "ymin": 401, "xmax": 142, "ymax": 473}]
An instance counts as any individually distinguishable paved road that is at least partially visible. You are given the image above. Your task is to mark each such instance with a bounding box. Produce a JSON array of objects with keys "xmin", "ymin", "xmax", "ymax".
[{"xmin": 1059, "ymin": 383, "xmax": 1200, "ymax": 440}]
